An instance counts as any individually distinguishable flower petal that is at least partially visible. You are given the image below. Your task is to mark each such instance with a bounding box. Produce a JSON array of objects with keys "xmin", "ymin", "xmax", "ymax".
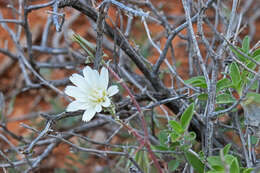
[
  {"xmin": 95, "ymin": 104, "xmax": 102, "ymax": 112},
  {"xmin": 66, "ymin": 101, "xmax": 88, "ymax": 112},
  {"xmin": 83, "ymin": 66, "xmax": 99, "ymax": 87},
  {"xmin": 65, "ymin": 86, "xmax": 87, "ymax": 100},
  {"xmin": 102, "ymin": 97, "xmax": 111, "ymax": 107},
  {"xmin": 69, "ymin": 73, "xmax": 89, "ymax": 91},
  {"xmin": 107, "ymin": 85, "xmax": 119, "ymax": 97},
  {"xmin": 83, "ymin": 66, "xmax": 91, "ymax": 78},
  {"xmin": 64, "ymin": 85, "xmax": 84, "ymax": 98},
  {"xmin": 82, "ymin": 108, "xmax": 96, "ymax": 122},
  {"xmin": 99, "ymin": 67, "xmax": 109, "ymax": 89}
]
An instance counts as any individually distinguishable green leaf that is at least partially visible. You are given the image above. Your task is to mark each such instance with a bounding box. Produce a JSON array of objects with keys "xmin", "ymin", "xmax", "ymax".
[
  {"xmin": 158, "ymin": 131, "xmax": 168, "ymax": 146},
  {"xmin": 207, "ymin": 156, "xmax": 223, "ymax": 168},
  {"xmin": 224, "ymin": 155, "xmax": 235, "ymax": 165},
  {"xmin": 242, "ymin": 36, "xmax": 250, "ymax": 53},
  {"xmin": 170, "ymin": 132, "xmax": 181, "ymax": 142},
  {"xmin": 185, "ymin": 132, "xmax": 196, "ymax": 141},
  {"xmin": 72, "ymin": 33, "xmax": 96, "ymax": 52},
  {"xmin": 249, "ymin": 80, "xmax": 258, "ymax": 90},
  {"xmin": 180, "ymin": 103, "xmax": 195, "ymax": 130},
  {"xmin": 168, "ymin": 160, "xmax": 179, "ymax": 171},
  {"xmin": 222, "ymin": 144, "xmax": 231, "ymax": 156},
  {"xmin": 211, "ymin": 165, "xmax": 225, "ymax": 171},
  {"xmin": 242, "ymin": 168, "xmax": 253, "ymax": 173},
  {"xmin": 169, "ymin": 141, "xmax": 181, "ymax": 149},
  {"xmin": 73, "ymin": 34, "xmax": 95, "ymax": 59},
  {"xmin": 152, "ymin": 145, "xmax": 169, "ymax": 151},
  {"xmin": 250, "ymin": 55, "xmax": 260, "ymax": 68},
  {"xmin": 169, "ymin": 120, "xmax": 184, "ymax": 134},
  {"xmin": 185, "ymin": 151, "xmax": 205, "ymax": 173},
  {"xmin": 198, "ymin": 93, "xmax": 208, "ymax": 101},
  {"xmin": 251, "ymin": 135, "xmax": 259, "ymax": 145},
  {"xmin": 230, "ymin": 157, "xmax": 239, "ymax": 173},
  {"xmin": 244, "ymin": 92, "xmax": 260, "ymax": 105},
  {"xmin": 252, "ymin": 48, "xmax": 260, "ymax": 57},
  {"xmin": 207, "ymin": 171, "xmax": 225, "ymax": 173},
  {"xmin": 237, "ymin": 80, "xmax": 244, "ymax": 96},
  {"xmin": 242, "ymin": 55, "xmax": 260, "ymax": 80},
  {"xmin": 229, "ymin": 62, "xmax": 241, "ymax": 88},
  {"xmin": 185, "ymin": 76, "xmax": 207, "ymax": 89},
  {"xmin": 216, "ymin": 78, "xmax": 232, "ymax": 93},
  {"xmin": 135, "ymin": 151, "xmax": 150, "ymax": 173},
  {"xmin": 216, "ymin": 93, "xmax": 236, "ymax": 104},
  {"xmin": 230, "ymin": 46, "xmax": 247, "ymax": 63}
]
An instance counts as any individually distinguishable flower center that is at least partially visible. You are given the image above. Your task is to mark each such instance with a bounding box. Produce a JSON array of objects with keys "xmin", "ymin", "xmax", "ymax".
[{"xmin": 89, "ymin": 89, "xmax": 106, "ymax": 104}]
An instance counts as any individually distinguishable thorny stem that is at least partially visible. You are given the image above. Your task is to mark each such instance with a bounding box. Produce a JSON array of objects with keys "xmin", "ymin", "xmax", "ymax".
[{"xmin": 105, "ymin": 64, "xmax": 163, "ymax": 173}]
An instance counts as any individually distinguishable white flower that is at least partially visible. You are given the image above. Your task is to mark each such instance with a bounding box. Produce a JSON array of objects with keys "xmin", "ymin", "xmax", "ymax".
[{"xmin": 65, "ymin": 66, "xmax": 119, "ymax": 122}]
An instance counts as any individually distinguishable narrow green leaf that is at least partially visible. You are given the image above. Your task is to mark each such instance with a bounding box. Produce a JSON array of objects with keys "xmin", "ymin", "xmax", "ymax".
[
  {"xmin": 210, "ymin": 166, "xmax": 225, "ymax": 172},
  {"xmin": 242, "ymin": 36, "xmax": 250, "ymax": 53},
  {"xmin": 135, "ymin": 151, "xmax": 150, "ymax": 173},
  {"xmin": 185, "ymin": 76, "xmax": 207, "ymax": 88},
  {"xmin": 73, "ymin": 33, "xmax": 96, "ymax": 51},
  {"xmin": 74, "ymin": 38, "xmax": 94, "ymax": 59},
  {"xmin": 230, "ymin": 157, "xmax": 239, "ymax": 173},
  {"xmin": 216, "ymin": 93, "xmax": 236, "ymax": 104},
  {"xmin": 180, "ymin": 103, "xmax": 195, "ymax": 130},
  {"xmin": 224, "ymin": 155, "xmax": 235, "ymax": 165},
  {"xmin": 185, "ymin": 151, "xmax": 205, "ymax": 173},
  {"xmin": 252, "ymin": 48, "xmax": 260, "ymax": 57},
  {"xmin": 242, "ymin": 168, "xmax": 254, "ymax": 173},
  {"xmin": 252, "ymin": 54, "xmax": 260, "ymax": 63},
  {"xmin": 152, "ymin": 145, "xmax": 169, "ymax": 151},
  {"xmin": 222, "ymin": 144, "xmax": 231, "ymax": 156},
  {"xmin": 229, "ymin": 62, "xmax": 241, "ymax": 88}
]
